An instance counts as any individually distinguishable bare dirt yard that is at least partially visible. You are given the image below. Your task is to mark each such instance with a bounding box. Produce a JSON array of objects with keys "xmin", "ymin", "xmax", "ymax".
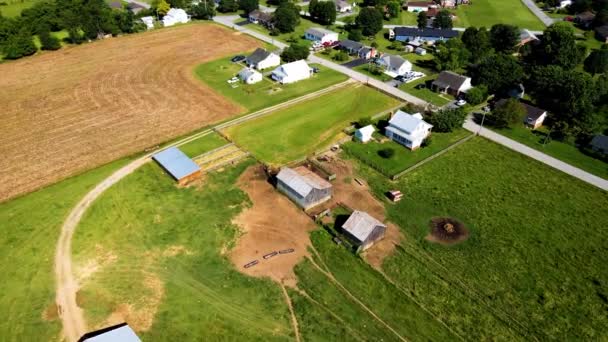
[
  {"xmin": 230, "ymin": 165, "xmax": 317, "ymax": 285},
  {"xmin": 0, "ymin": 24, "xmax": 259, "ymax": 202}
]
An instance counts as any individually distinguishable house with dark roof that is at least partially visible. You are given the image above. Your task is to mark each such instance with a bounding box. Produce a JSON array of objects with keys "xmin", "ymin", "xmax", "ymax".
[
  {"xmin": 431, "ymin": 71, "xmax": 472, "ymax": 97},
  {"xmin": 338, "ymin": 39, "xmax": 364, "ymax": 54},
  {"xmin": 249, "ymin": 10, "xmax": 273, "ymax": 28},
  {"xmin": 245, "ymin": 48, "xmax": 280, "ymax": 70},
  {"xmin": 390, "ymin": 27, "xmax": 459, "ymax": 43},
  {"xmin": 518, "ymin": 29, "xmax": 539, "ymax": 47},
  {"xmin": 376, "ymin": 54, "xmax": 412, "ymax": 76},
  {"xmin": 495, "ymin": 99, "xmax": 548, "ymax": 129},
  {"xmin": 358, "ymin": 46, "xmax": 377, "ymax": 59},
  {"xmin": 590, "ymin": 135, "xmax": 608, "ymax": 155},
  {"xmin": 341, "ymin": 210, "xmax": 387, "ymax": 252},
  {"xmin": 276, "ymin": 166, "xmax": 332, "ymax": 210},
  {"xmin": 595, "ymin": 25, "xmax": 608, "ymax": 43},
  {"xmin": 575, "ymin": 11, "xmax": 596, "ymax": 28},
  {"xmin": 152, "ymin": 147, "xmax": 201, "ymax": 185}
]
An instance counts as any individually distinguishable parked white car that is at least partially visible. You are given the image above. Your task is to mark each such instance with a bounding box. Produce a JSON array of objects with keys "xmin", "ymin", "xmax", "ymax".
[
  {"xmin": 456, "ymin": 99, "xmax": 467, "ymax": 106},
  {"xmin": 227, "ymin": 77, "xmax": 239, "ymax": 84}
]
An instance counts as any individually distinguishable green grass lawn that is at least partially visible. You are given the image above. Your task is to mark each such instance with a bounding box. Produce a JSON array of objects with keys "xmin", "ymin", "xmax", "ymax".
[
  {"xmin": 0, "ymin": 158, "xmax": 131, "ymax": 340},
  {"xmin": 453, "ymin": 0, "xmax": 546, "ymax": 30},
  {"xmin": 489, "ymin": 124, "xmax": 608, "ymax": 179},
  {"xmin": 400, "ymin": 75, "xmax": 452, "ymax": 106},
  {"xmin": 0, "ymin": 0, "xmax": 40, "ymax": 17},
  {"xmin": 385, "ymin": 10, "xmax": 418, "ymax": 26},
  {"xmin": 343, "ymin": 129, "xmax": 471, "ymax": 177},
  {"xmin": 352, "ymin": 63, "xmax": 394, "ymax": 82},
  {"xmin": 195, "ymin": 57, "xmax": 348, "ymax": 113},
  {"xmin": 244, "ymin": 18, "xmax": 346, "ymax": 46},
  {"xmin": 225, "ymin": 84, "xmax": 401, "ymax": 165},
  {"xmin": 356, "ymin": 137, "xmax": 608, "ymax": 339},
  {"xmin": 178, "ymin": 132, "xmax": 228, "ymax": 158},
  {"xmin": 71, "ymin": 160, "xmax": 294, "ymax": 340}
]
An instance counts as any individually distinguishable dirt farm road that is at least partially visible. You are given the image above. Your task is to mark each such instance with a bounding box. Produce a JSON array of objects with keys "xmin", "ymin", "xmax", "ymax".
[{"xmin": 53, "ymin": 82, "xmax": 354, "ymax": 342}]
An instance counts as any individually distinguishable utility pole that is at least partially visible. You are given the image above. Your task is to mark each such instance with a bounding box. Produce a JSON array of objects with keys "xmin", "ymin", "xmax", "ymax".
[{"xmin": 478, "ymin": 110, "xmax": 486, "ymax": 136}]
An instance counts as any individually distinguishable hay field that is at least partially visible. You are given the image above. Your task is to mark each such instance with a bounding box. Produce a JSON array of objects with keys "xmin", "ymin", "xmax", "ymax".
[{"xmin": 0, "ymin": 23, "xmax": 259, "ymax": 202}]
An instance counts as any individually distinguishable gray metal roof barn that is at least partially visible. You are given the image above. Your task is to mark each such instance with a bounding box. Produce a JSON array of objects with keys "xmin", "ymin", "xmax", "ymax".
[
  {"xmin": 341, "ymin": 210, "xmax": 386, "ymax": 252},
  {"xmin": 276, "ymin": 166, "xmax": 332, "ymax": 210},
  {"xmin": 152, "ymin": 147, "xmax": 201, "ymax": 185},
  {"xmin": 80, "ymin": 323, "xmax": 141, "ymax": 342}
]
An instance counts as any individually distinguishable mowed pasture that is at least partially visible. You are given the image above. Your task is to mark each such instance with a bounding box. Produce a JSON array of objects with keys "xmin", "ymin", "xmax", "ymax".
[
  {"xmin": 224, "ymin": 84, "xmax": 401, "ymax": 165},
  {"xmin": 453, "ymin": 0, "xmax": 545, "ymax": 30},
  {"xmin": 0, "ymin": 23, "xmax": 260, "ymax": 202}
]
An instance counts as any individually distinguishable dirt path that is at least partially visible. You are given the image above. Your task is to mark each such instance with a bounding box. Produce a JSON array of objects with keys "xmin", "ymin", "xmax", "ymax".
[{"xmin": 280, "ymin": 284, "xmax": 301, "ymax": 342}]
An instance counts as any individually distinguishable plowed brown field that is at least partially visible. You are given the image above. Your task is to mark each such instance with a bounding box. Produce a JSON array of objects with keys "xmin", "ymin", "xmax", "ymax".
[{"xmin": 0, "ymin": 24, "xmax": 259, "ymax": 202}]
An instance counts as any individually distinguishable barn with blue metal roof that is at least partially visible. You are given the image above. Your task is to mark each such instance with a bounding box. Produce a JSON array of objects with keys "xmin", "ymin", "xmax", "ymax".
[{"xmin": 152, "ymin": 147, "xmax": 201, "ymax": 185}]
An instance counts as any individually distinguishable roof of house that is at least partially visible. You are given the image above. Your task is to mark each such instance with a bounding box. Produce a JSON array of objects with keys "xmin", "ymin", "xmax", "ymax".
[
  {"xmin": 388, "ymin": 110, "xmax": 432, "ymax": 134},
  {"xmin": 277, "ymin": 166, "xmax": 332, "ymax": 198},
  {"xmin": 274, "ymin": 60, "xmax": 310, "ymax": 77},
  {"xmin": 339, "ymin": 39, "xmax": 364, "ymax": 51},
  {"xmin": 249, "ymin": 9, "xmax": 273, "ymax": 21},
  {"xmin": 238, "ymin": 68, "xmax": 261, "ymax": 79},
  {"xmin": 360, "ymin": 46, "xmax": 373, "ymax": 54},
  {"xmin": 426, "ymin": 7, "xmax": 439, "ymax": 16},
  {"xmin": 152, "ymin": 147, "xmax": 200, "ymax": 180},
  {"xmin": 357, "ymin": 125, "xmax": 375, "ymax": 136},
  {"xmin": 393, "ymin": 27, "xmax": 459, "ymax": 38},
  {"xmin": 591, "ymin": 135, "xmax": 608, "ymax": 150},
  {"xmin": 577, "ymin": 11, "xmax": 596, "ymax": 21},
  {"xmin": 110, "ymin": 1, "xmax": 123, "ymax": 8},
  {"xmin": 81, "ymin": 323, "xmax": 141, "ymax": 342},
  {"xmin": 342, "ymin": 210, "xmax": 386, "ymax": 243},
  {"xmin": 408, "ymin": 1, "xmax": 432, "ymax": 7},
  {"xmin": 306, "ymin": 27, "xmax": 338, "ymax": 37},
  {"xmin": 495, "ymin": 99, "xmax": 546, "ymax": 120},
  {"xmin": 432, "ymin": 71, "xmax": 470, "ymax": 90},
  {"xmin": 519, "ymin": 29, "xmax": 538, "ymax": 42},
  {"xmin": 246, "ymin": 48, "xmax": 272, "ymax": 65},
  {"xmin": 379, "ymin": 54, "xmax": 411, "ymax": 69},
  {"xmin": 595, "ymin": 25, "xmax": 608, "ymax": 38}
]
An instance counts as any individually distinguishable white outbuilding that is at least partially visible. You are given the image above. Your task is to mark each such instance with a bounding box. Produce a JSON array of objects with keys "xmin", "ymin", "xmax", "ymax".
[
  {"xmin": 162, "ymin": 8, "xmax": 190, "ymax": 27},
  {"xmin": 271, "ymin": 60, "xmax": 312, "ymax": 84},
  {"xmin": 238, "ymin": 68, "xmax": 263, "ymax": 84},
  {"xmin": 355, "ymin": 125, "xmax": 374, "ymax": 143},
  {"xmin": 141, "ymin": 16, "xmax": 155, "ymax": 30}
]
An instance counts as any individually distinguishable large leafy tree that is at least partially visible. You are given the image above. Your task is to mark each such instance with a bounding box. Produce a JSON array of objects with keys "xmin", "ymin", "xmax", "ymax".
[
  {"xmin": 533, "ymin": 22, "xmax": 585, "ymax": 67},
  {"xmin": 471, "ymin": 53, "xmax": 524, "ymax": 94},
  {"xmin": 584, "ymin": 46, "xmax": 608, "ymax": 75},
  {"xmin": 191, "ymin": 0, "xmax": 216, "ymax": 19},
  {"xmin": 417, "ymin": 11, "xmax": 427, "ymax": 29},
  {"xmin": 218, "ymin": 0, "xmax": 239, "ymax": 13},
  {"xmin": 280, "ymin": 43, "xmax": 309, "ymax": 62},
  {"xmin": 356, "ymin": 7, "xmax": 383, "ymax": 36},
  {"xmin": 433, "ymin": 9, "xmax": 452, "ymax": 29},
  {"xmin": 492, "ymin": 98, "xmax": 526, "ymax": 128},
  {"xmin": 239, "ymin": 0, "xmax": 258, "ymax": 16},
  {"xmin": 386, "ymin": 1, "xmax": 400, "ymax": 19},
  {"xmin": 3, "ymin": 28, "xmax": 37, "ymax": 59},
  {"xmin": 311, "ymin": 0, "xmax": 336, "ymax": 25},
  {"xmin": 461, "ymin": 26, "xmax": 492, "ymax": 61},
  {"xmin": 427, "ymin": 107, "xmax": 467, "ymax": 132},
  {"xmin": 273, "ymin": 2, "xmax": 300, "ymax": 33},
  {"xmin": 38, "ymin": 24, "xmax": 61, "ymax": 50},
  {"xmin": 434, "ymin": 39, "xmax": 470, "ymax": 71},
  {"xmin": 489, "ymin": 24, "xmax": 519, "ymax": 54}
]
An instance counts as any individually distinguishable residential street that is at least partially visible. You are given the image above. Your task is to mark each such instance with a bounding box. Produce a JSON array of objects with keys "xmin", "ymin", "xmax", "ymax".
[{"xmin": 519, "ymin": 0, "xmax": 555, "ymax": 27}]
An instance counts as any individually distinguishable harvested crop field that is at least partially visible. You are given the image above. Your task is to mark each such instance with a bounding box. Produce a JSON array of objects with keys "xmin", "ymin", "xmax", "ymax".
[{"xmin": 0, "ymin": 23, "xmax": 260, "ymax": 202}]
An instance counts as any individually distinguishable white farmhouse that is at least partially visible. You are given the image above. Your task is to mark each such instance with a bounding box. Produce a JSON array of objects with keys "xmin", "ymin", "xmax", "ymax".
[
  {"xmin": 238, "ymin": 68, "xmax": 263, "ymax": 84},
  {"xmin": 335, "ymin": 0, "xmax": 352, "ymax": 13},
  {"xmin": 140, "ymin": 16, "xmax": 155, "ymax": 30},
  {"xmin": 271, "ymin": 60, "xmax": 312, "ymax": 84},
  {"xmin": 376, "ymin": 54, "xmax": 412, "ymax": 77},
  {"xmin": 245, "ymin": 48, "xmax": 281, "ymax": 70},
  {"xmin": 385, "ymin": 110, "xmax": 432, "ymax": 150},
  {"xmin": 559, "ymin": 0, "xmax": 571, "ymax": 8},
  {"xmin": 305, "ymin": 27, "xmax": 339, "ymax": 44},
  {"xmin": 355, "ymin": 125, "xmax": 374, "ymax": 143},
  {"xmin": 162, "ymin": 8, "xmax": 190, "ymax": 27}
]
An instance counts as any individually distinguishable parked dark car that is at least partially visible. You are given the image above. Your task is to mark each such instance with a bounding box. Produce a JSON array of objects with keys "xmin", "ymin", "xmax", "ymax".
[
  {"xmin": 415, "ymin": 83, "xmax": 426, "ymax": 89},
  {"xmin": 312, "ymin": 67, "xmax": 320, "ymax": 73},
  {"xmin": 231, "ymin": 55, "xmax": 246, "ymax": 63}
]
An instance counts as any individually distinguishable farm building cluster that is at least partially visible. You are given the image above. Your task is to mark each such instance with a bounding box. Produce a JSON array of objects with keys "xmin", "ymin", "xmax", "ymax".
[{"xmin": 227, "ymin": 47, "xmax": 314, "ymax": 86}]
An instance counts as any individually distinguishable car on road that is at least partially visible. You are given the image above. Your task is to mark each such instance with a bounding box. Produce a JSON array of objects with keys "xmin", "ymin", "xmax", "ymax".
[
  {"xmin": 456, "ymin": 99, "xmax": 467, "ymax": 106},
  {"xmin": 231, "ymin": 55, "xmax": 246, "ymax": 63}
]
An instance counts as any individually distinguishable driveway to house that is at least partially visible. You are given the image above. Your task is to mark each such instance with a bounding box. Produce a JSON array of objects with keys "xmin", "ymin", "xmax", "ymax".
[
  {"xmin": 519, "ymin": 0, "xmax": 554, "ymax": 27},
  {"xmin": 465, "ymin": 116, "xmax": 608, "ymax": 191},
  {"xmin": 341, "ymin": 58, "xmax": 368, "ymax": 68}
]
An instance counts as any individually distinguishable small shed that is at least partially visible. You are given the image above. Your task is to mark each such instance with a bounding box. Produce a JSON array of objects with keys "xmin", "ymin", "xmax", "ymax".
[
  {"xmin": 238, "ymin": 68, "xmax": 263, "ymax": 84},
  {"xmin": 341, "ymin": 210, "xmax": 386, "ymax": 252},
  {"xmin": 355, "ymin": 125, "xmax": 374, "ymax": 143},
  {"xmin": 152, "ymin": 147, "xmax": 201, "ymax": 185},
  {"xmin": 81, "ymin": 323, "xmax": 141, "ymax": 342},
  {"xmin": 404, "ymin": 45, "xmax": 414, "ymax": 53},
  {"xmin": 141, "ymin": 16, "xmax": 154, "ymax": 30},
  {"xmin": 415, "ymin": 47, "xmax": 427, "ymax": 55},
  {"xmin": 276, "ymin": 166, "xmax": 332, "ymax": 210},
  {"xmin": 590, "ymin": 135, "xmax": 608, "ymax": 155}
]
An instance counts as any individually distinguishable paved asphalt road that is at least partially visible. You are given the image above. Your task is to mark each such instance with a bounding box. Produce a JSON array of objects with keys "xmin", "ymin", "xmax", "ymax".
[
  {"xmin": 213, "ymin": 15, "xmax": 607, "ymax": 191},
  {"xmin": 341, "ymin": 57, "xmax": 369, "ymax": 68}
]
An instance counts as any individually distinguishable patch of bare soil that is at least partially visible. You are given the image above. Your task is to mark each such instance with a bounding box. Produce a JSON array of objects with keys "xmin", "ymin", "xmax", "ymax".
[
  {"xmin": 230, "ymin": 165, "xmax": 317, "ymax": 284},
  {"xmin": 75, "ymin": 245, "xmax": 118, "ymax": 285},
  {"xmin": 315, "ymin": 157, "xmax": 402, "ymax": 268},
  {"xmin": 0, "ymin": 24, "xmax": 260, "ymax": 202},
  {"xmin": 42, "ymin": 303, "xmax": 60, "ymax": 322},
  {"xmin": 426, "ymin": 217, "xmax": 470, "ymax": 245}
]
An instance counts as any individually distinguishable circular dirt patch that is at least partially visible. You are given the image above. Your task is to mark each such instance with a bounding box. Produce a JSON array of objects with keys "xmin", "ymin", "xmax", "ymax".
[{"xmin": 427, "ymin": 217, "xmax": 470, "ymax": 245}]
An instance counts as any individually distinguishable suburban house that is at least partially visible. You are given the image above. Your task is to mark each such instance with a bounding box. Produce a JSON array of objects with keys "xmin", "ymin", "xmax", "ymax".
[
  {"xmin": 81, "ymin": 323, "xmax": 141, "ymax": 342},
  {"xmin": 152, "ymin": 147, "xmax": 201, "ymax": 185},
  {"xmin": 518, "ymin": 29, "xmax": 539, "ymax": 47},
  {"xmin": 415, "ymin": 47, "xmax": 427, "ymax": 55},
  {"xmin": 355, "ymin": 125, "xmax": 375, "ymax": 143},
  {"xmin": 335, "ymin": 0, "xmax": 353, "ymax": 13},
  {"xmin": 248, "ymin": 10, "xmax": 274, "ymax": 28},
  {"xmin": 140, "ymin": 16, "xmax": 155, "ymax": 30},
  {"xmin": 338, "ymin": 40, "xmax": 377, "ymax": 59},
  {"xmin": 595, "ymin": 25, "xmax": 608, "ymax": 43},
  {"xmin": 276, "ymin": 166, "xmax": 332, "ymax": 210},
  {"xmin": 271, "ymin": 60, "xmax": 312, "ymax": 84},
  {"xmin": 162, "ymin": 8, "xmax": 190, "ymax": 27},
  {"xmin": 495, "ymin": 99, "xmax": 548, "ymax": 129},
  {"xmin": 431, "ymin": 71, "xmax": 472, "ymax": 97},
  {"xmin": 390, "ymin": 27, "xmax": 459, "ymax": 43},
  {"xmin": 558, "ymin": 0, "xmax": 572, "ymax": 8},
  {"xmin": 406, "ymin": 1, "xmax": 433, "ymax": 12},
  {"xmin": 238, "ymin": 68, "xmax": 263, "ymax": 84},
  {"xmin": 590, "ymin": 135, "xmax": 608, "ymax": 155},
  {"xmin": 376, "ymin": 54, "xmax": 412, "ymax": 76},
  {"xmin": 341, "ymin": 210, "xmax": 387, "ymax": 252},
  {"xmin": 305, "ymin": 27, "xmax": 340, "ymax": 44},
  {"xmin": 385, "ymin": 110, "xmax": 433, "ymax": 150},
  {"xmin": 358, "ymin": 46, "xmax": 377, "ymax": 59},
  {"xmin": 245, "ymin": 48, "xmax": 281, "ymax": 70},
  {"xmin": 575, "ymin": 11, "xmax": 596, "ymax": 29}
]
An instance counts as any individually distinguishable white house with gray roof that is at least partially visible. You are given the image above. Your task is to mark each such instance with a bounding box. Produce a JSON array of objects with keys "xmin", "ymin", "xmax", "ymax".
[
  {"xmin": 271, "ymin": 60, "xmax": 312, "ymax": 84},
  {"xmin": 385, "ymin": 110, "xmax": 432, "ymax": 150},
  {"xmin": 276, "ymin": 166, "xmax": 332, "ymax": 210},
  {"xmin": 238, "ymin": 68, "xmax": 263, "ymax": 84},
  {"xmin": 305, "ymin": 27, "xmax": 339, "ymax": 44},
  {"xmin": 376, "ymin": 54, "xmax": 412, "ymax": 76},
  {"xmin": 341, "ymin": 210, "xmax": 386, "ymax": 252},
  {"xmin": 245, "ymin": 48, "xmax": 281, "ymax": 70}
]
